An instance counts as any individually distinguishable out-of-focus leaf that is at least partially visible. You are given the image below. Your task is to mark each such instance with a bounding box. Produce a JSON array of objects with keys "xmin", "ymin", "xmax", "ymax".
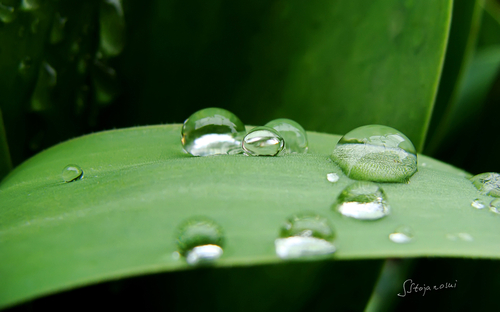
[{"xmin": 0, "ymin": 109, "xmax": 12, "ymax": 180}]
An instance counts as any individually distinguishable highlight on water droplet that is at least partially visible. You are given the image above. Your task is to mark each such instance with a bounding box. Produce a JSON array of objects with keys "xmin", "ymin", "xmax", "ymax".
[
  {"xmin": 331, "ymin": 125, "xmax": 417, "ymax": 183},
  {"xmin": 389, "ymin": 226, "xmax": 414, "ymax": 243},
  {"xmin": 334, "ymin": 181, "xmax": 390, "ymax": 220},
  {"xmin": 265, "ymin": 118, "xmax": 308, "ymax": 153},
  {"xmin": 21, "ymin": 0, "xmax": 39, "ymax": 11},
  {"xmin": 176, "ymin": 217, "xmax": 224, "ymax": 266},
  {"xmin": 181, "ymin": 108, "xmax": 246, "ymax": 156},
  {"xmin": 0, "ymin": 3, "xmax": 16, "ymax": 23},
  {"xmin": 50, "ymin": 12, "xmax": 67, "ymax": 44},
  {"xmin": 242, "ymin": 126, "xmax": 284, "ymax": 156},
  {"xmin": 489, "ymin": 198, "xmax": 500, "ymax": 214},
  {"xmin": 470, "ymin": 172, "xmax": 500, "ymax": 197},
  {"xmin": 99, "ymin": 0, "xmax": 125, "ymax": 57},
  {"xmin": 471, "ymin": 198, "xmax": 485, "ymax": 209},
  {"xmin": 30, "ymin": 61, "xmax": 57, "ymax": 111},
  {"xmin": 275, "ymin": 213, "xmax": 336, "ymax": 260},
  {"xmin": 62, "ymin": 165, "xmax": 84, "ymax": 182},
  {"xmin": 326, "ymin": 173, "xmax": 339, "ymax": 183}
]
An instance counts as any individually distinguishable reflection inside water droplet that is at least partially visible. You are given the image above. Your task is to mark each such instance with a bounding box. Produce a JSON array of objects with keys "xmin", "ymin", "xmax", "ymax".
[
  {"xmin": 326, "ymin": 173, "xmax": 339, "ymax": 183},
  {"xmin": 470, "ymin": 172, "xmax": 500, "ymax": 197},
  {"xmin": 242, "ymin": 126, "xmax": 284, "ymax": 156},
  {"xmin": 334, "ymin": 181, "xmax": 390, "ymax": 220}
]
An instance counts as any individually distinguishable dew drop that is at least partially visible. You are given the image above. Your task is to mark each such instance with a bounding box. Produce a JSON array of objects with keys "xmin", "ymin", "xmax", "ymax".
[
  {"xmin": 242, "ymin": 126, "xmax": 284, "ymax": 156},
  {"xmin": 99, "ymin": 0, "xmax": 125, "ymax": 57},
  {"xmin": 264, "ymin": 118, "xmax": 308, "ymax": 153},
  {"xmin": 470, "ymin": 172, "xmax": 500, "ymax": 197},
  {"xmin": 275, "ymin": 213, "xmax": 336, "ymax": 259},
  {"xmin": 471, "ymin": 198, "xmax": 485, "ymax": 209},
  {"xmin": 50, "ymin": 12, "xmax": 67, "ymax": 44},
  {"xmin": 331, "ymin": 125, "xmax": 417, "ymax": 183},
  {"xmin": 326, "ymin": 173, "xmax": 339, "ymax": 183},
  {"xmin": 30, "ymin": 61, "xmax": 57, "ymax": 111},
  {"xmin": 447, "ymin": 233, "xmax": 473, "ymax": 242},
  {"xmin": 489, "ymin": 198, "xmax": 500, "ymax": 214},
  {"xmin": 181, "ymin": 108, "xmax": 245, "ymax": 156},
  {"xmin": 0, "ymin": 3, "xmax": 16, "ymax": 23},
  {"xmin": 21, "ymin": 0, "xmax": 39, "ymax": 11},
  {"xmin": 389, "ymin": 226, "xmax": 413, "ymax": 243},
  {"xmin": 176, "ymin": 217, "xmax": 224, "ymax": 266},
  {"xmin": 334, "ymin": 181, "xmax": 390, "ymax": 220},
  {"xmin": 62, "ymin": 165, "xmax": 84, "ymax": 182}
]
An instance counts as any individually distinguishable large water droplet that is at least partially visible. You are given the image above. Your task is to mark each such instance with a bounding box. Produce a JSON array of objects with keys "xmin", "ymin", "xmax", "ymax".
[
  {"xmin": 0, "ymin": 3, "xmax": 16, "ymax": 23},
  {"xmin": 62, "ymin": 165, "xmax": 84, "ymax": 182},
  {"xmin": 471, "ymin": 198, "xmax": 485, "ymax": 209},
  {"xmin": 334, "ymin": 181, "xmax": 390, "ymax": 220},
  {"xmin": 275, "ymin": 213, "xmax": 336, "ymax": 259},
  {"xmin": 242, "ymin": 126, "xmax": 284, "ymax": 156},
  {"xmin": 326, "ymin": 173, "xmax": 339, "ymax": 183},
  {"xmin": 181, "ymin": 108, "xmax": 246, "ymax": 156},
  {"xmin": 265, "ymin": 118, "xmax": 308, "ymax": 153},
  {"xmin": 31, "ymin": 61, "xmax": 57, "ymax": 111},
  {"xmin": 470, "ymin": 172, "xmax": 500, "ymax": 197},
  {"xmin": 21, "ymin": 0, "xmax": 39, "ymax": 11},
  {"xmin": 99, "ymin": 0, "xmax": 125, "ymax": 57},
  {"xmin": 489, "ymin": 198, "xmax": 500, "ymax": 214},
  {"xmin": 331, "ymin": 125, "xmax": 417, "ymax": 183},
  {"xmin": 389, "ymin": 226, "xmax": 414, "ymax": 243},
  {"xmin": 176, "ymin": 217, "xmax": 224, "ymax": 266},
  {"xmin": 50, "ymin": 12, "xmax": 67, "ymax": 44}
]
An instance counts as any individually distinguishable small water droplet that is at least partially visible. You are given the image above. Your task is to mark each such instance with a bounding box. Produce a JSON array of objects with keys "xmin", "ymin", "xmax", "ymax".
[
  {"xmin": 0, "ymin": 3, "xmax": 16, "ymax": 23},
  {"xmin": 242, "ymin": 126, "xmax": 284, "ymax": 156},
  {"xmin": 389, "ymin": 226, "xmax": 413, "ymax": 243},
  {"xmin": 334, "ymin": 181, "xmax": 390, "ymax": 220},
  {"xmin": 18, "ymin": 56, "xmax": 32, "ymax": 74},
  {"xmin": 62, "ymin": 165, "xmax": 84, "ymax": 182},
  {"xmin": 30, "ymin": 61, "xmax": 57, "ymax": 111},
  {"xmin": 99, "ymin": 0, "xmax": 125, "ymax": 57},
  {"xmin": 226, "ymin": 147, "xmax": 246, "ymax": 155},
  {"xmin": 30, "ymin": 17, "xmax": 40, "ymax": 34},
  {"xmin": 489, "ymin": 198, "xmax": 500, "ymax": 214},
  {"xmin": 50, "ymin": 12, "xmax": 67, "ymax": 44},
  {"xmin": 470, "ymin": 172, "xmax": 500, "ymax": 197},
  {"xmin": 331, "ymin": 125, "xmax": 417, "ymax": 183},
  {"xmin": 471, "ymin": 198, "xmax": 485, "ymax": 209},
  {"xmin": 181, "ymin": 108, "xmax": 246, "ymax": 156},
  {"xmin": 446, "ymin": 233, "xmax": 474, "ymax": 242},
  {"xmin": 275, "ymin": 213, "xmax": 336, "ymax": 259},
  {"xmin": 21, "ymin": 0, "xmax": 39, "ymax": 11},
  {"xmin": 326, "ymin": 173, "xmax": 339, "ymax": 183},
  {"xmin": 176, "ymin": 217, "xmax": 224, "ymax": 266},
  {"xmin": 264, "ymin": 118, "xmax": 308, "ymax": 153}
]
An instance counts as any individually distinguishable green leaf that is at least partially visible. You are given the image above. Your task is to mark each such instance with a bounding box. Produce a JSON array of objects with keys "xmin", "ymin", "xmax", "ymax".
[
  {"xmin": 117, "ymin": 0, "xmax": 452, "ymax": 152},
  {"xmin": 0, "ymin": 125, "xmax": 495, "ymax": 309},
  {"xmin": 0, "ymin": 109, "xmax": 13, "ymax": 180}
]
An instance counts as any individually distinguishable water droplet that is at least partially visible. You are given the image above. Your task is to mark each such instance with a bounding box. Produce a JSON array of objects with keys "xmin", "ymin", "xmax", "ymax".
[
  {"xmin": 30, "ymin": 61, "xmax": 57, "ymax": 111},
  {"xmin": 489, "ymin": 198, "xmax": 500, "ymax": 214},
  {"xmin": 226, "ymin": 147, "xmax": 245, "ymax": 155},
  {"xmin": 334, "ymin": 181, "xmax": 390, "ymax": 220},
  {"xmin": 242, "ymin": 126, "xmax": 284, "ymax": 156},
  {"xmin": 176, "ymin": 217, "xmax": 224, "ymax": 266},
  {"xmin": 99, "ymin": 0, "xmax": 125, "ymax": 57},
  {"xmin": 181, "ymin": 108, "xmax": 246, "ymax": 156},
  {"xmin": 62, "ymin": 165, "xmax": 84, "ymax": 182},
  {"xmin": 389, "ymin": 226, "xmax": 413, "ymax": 243},
  {"xmin": 264, "ymin": 118, "xmax": 308, "ymax": 153},
  {"xmin": 50, "ymin": 12, "xmax": 67, "ymax": 44},
  {"xmin": 471, "ymin": 198, "xmax": 485, "ymax": 209},
  {"xmin": 470, "ymin": 172, "xmax": 500, "ymax": 197},
  {"xmin": 0, "ymin": 3, "xmax": 16, "ymax": 23},
  {"xmin": 21, "ymin": 0, "xmax": 39, "ymax": 11},
  {"xmin": 30, "ymin": 17, "xmax": 40, "ymax": 34},
  {"xmin": 447, "ymin": 233, "xmax": 473, "ymax": 242},
  {"xmin": 326, "ymin": 173, "xmax": 339, "ymax": 183},
  {"xmin": 18, "ymin": 56, "xmax": 32, "ymax": 74},
  {"xmin": 275, "ymin": 213, "xmax": 336, "ymax": 259},
  {"xmin": 331, "ymin": 125, "xmax": 417, "ymax": 183}
]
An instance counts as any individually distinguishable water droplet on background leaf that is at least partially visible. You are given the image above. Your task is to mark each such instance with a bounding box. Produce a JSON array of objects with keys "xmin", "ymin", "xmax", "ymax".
[
  {"xmin": 50, "ymin": 12, "xmax": 67, "ymax": 44},
  {"xmin": 181, "ymin": 108, "xmax": 246, "ymax": 156},
  {"xmin": 99, "ymin": 0, "xmax": 125, "ymax": 57},
  {"xmin": 326, "ymin": 173, "xmax": 339, "ymax": 183},
  {"xmin": 470, "ymin": 172, "xmax": 500, "ymax": 197},
  {"xmin": 62, "ymin": 165, "xmax": 84, "ymax": 182},
  {"xmin": 275, "ymin": 213, "xmax": 336, "ymax": 259},
  {"xmin": 389, "ymin": 226, "xmax": 414, "ymax": 243},
  {"xmin": 334, "ymin": 181, "xmax": 390, "ymax": 220},
  {"xmin": 265, "ymin": 118, "xmax": 308, "ymax": 153},
  {"xmin": 331, "ymin": 125, "xmax": 417, "ymax": 183},
  {"xmin": 471, "ymin": 198, "xmax": 485, "ymax": 209},
  {"xmin": 242, "ymin": 126, "xmax": 284, "ymax": 156},
  {"xmin": 0, "ymin": 3, "xmax": 16, "ymax": 23},
  {"xmin": 176, "ymin": 217, "xmax": 224, "ymax": 266},
  {"xmin": 30, "ymin": 61, "xmax": 57, "ymax": 111}
]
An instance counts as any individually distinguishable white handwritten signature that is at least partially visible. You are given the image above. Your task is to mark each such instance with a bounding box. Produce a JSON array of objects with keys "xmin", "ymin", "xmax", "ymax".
[{"xmin": 398, "ymin": 279, "xmax": 457, "ymax": 297}]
